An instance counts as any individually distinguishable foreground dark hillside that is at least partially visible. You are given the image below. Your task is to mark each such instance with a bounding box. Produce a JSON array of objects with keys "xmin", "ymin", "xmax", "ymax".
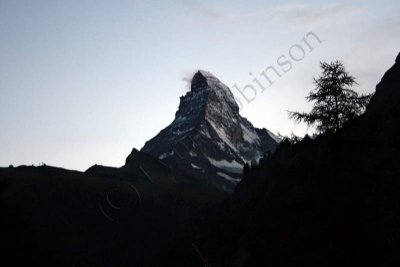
[
  {"xmin": 0, "ymin": 159, "xmax": 225, "ymax": 266},
  {"xmin": 189, "ymin": 53, "xmax": 400, "ymax": 266}
]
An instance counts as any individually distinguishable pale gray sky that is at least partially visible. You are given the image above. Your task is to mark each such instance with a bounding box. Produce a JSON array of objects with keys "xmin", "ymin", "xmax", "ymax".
[{"xmin": 1, "ymin": 0, "xmax": 399, "ymax": 170}]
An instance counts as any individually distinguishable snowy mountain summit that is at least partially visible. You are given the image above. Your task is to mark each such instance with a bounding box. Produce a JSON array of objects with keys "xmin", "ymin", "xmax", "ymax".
[{"xmin": 139, "ymin": 70, "xmax": 279, "ymax": 191}]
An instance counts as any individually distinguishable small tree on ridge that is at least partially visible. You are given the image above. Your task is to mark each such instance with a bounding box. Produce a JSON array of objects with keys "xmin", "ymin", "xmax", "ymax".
[{"xmin": 289, "ymin": 61, "xmax": 372, "ymax": 134}]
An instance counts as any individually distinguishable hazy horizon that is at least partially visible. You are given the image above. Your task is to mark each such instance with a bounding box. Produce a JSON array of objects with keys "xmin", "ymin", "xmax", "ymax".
[{"xmin": 1, "ymin": 0, "xmax": 399, "ymax": 171}]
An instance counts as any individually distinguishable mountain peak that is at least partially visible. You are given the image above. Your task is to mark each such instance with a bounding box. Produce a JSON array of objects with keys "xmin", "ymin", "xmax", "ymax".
[
  {"xmin": 189, "ymin": 69, "xmax": 239, "ymax": 115},
  {"xmin": 139, "ymin": 70, "xmax": 279, "ymax": 192},
  {"xmin": 191, "ymin": 70, "xmax": 220, "ymax": 91},
  {"xmin": 195, "ymin": 69, "xmax": 217, "ymax": 79}
]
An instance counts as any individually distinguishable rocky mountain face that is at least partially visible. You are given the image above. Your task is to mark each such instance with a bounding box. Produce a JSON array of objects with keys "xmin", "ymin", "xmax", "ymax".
[{"xmin": 138, "ymin": 70, "xmax": 279, "ymax": 192}]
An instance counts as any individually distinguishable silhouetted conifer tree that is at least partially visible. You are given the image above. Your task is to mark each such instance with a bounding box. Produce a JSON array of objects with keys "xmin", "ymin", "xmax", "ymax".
[{"xmin": 289, "ymin": 61, "xmax": 372, "ymax": 133}]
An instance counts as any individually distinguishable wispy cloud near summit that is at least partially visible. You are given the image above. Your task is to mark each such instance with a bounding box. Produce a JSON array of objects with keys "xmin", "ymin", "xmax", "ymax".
[
  {"xmin": 273, "ymin": 3, "xmax": 365, "ymax": 25},
  {"xmin": 178, "ymin": 0, "xmax": 228, "ymax": 21}
]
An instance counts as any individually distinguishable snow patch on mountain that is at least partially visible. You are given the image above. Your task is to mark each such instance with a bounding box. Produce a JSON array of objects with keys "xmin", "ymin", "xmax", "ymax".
[
  {"xmin": 241, "ymin": 123, "xmax": 260, "ymax": 145},
  {"xmin": 191, "ymin": 163, "xmax": 201, "ymax": 169},
  {"xmin": 207, "ymin": 119, "xmax": 237, "ymax": 153},
  {"xmin": 159, "ymin": 150, "xmax": 174, "ymax": 159},
  {"xmin": 207, "ymin": 157, "xmax": 243, "ymax": 173},
  {"xmin": 217, "ymin": 172, "xmax": 240, "ymax": 183},
  {"xmin": 267, "ymin": 130, "xmax": 281, "ymax": 143}
]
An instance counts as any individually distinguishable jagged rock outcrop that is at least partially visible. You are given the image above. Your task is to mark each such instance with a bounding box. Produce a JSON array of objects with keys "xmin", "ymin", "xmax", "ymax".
[
  {"xmin": 365, "ymin": 52, "xmax": 400, "ymax": 116},
  {"xmin": 137, "ymin": 70, "xmax": 279, "ymax": 191}
]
